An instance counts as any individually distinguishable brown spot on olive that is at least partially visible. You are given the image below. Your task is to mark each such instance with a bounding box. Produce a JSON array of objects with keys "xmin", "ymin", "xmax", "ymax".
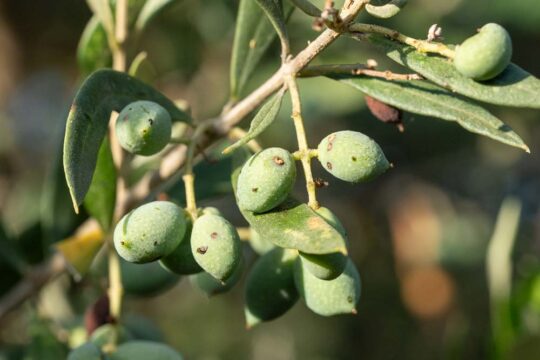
[
  {"xmin": 148, "ymin": 118, "xmax": 153, "ymax": 125},
  {"xmin": 210, "ymin": 232, "xmax": 218, "ymax": 239},
  {"xmin": 327, "ymin": 134, "xmax": 336, "ymax": 151},
  {"xmin": 273, "ymin": 156, "xmax": 285, "ymax": 166},
  {"xmin": 347, "ymin": 296, "xmax": 353, "ymax": 303},
  {"xmin": 154, "ymin": 241, "xmax": 158, "ymax": 246},
  {"xmin": 120, "ymin": 241, "xmax": 125, "ymax": 246},
  {"xmin": 197, "ymin": 246, "xmax": 208, "ymax": 254},
  {"xmin": 351, "ymin": 156, "xmax": 357, "ymax": 162},
  {"xmin": 326, "ymin": 162, "xmax": 333, "ymax": 170},
  {"xmin": 252, "ymin": 187, "xmax": 258, "ymax": 192}
]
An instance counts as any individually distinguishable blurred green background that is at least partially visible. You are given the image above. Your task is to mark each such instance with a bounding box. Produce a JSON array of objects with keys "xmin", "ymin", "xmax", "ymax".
[{"xmin": 0, "ymin": 0, "xmax": 540, "ymax": 359}]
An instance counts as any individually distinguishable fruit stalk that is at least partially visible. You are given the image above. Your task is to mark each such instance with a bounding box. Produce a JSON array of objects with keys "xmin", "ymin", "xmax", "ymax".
[
  {"xmin": 108, "ymin": 0, "xmax": 129, "ymax": 330},
  {"xmin": 286, "ymin": 75, "xmax": 319, "ymax": 210},
  {"xmin": 348, "ymin": 23, "xmax": 455, "ymax": 59}
]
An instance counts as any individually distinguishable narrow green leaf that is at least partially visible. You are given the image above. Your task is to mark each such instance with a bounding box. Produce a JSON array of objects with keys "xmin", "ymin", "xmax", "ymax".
[
  {"xmin": 255, "ymin": 0, "xmax": 290, "ymax": 55},
  {"xmin": 331, "ymin": 75, "xmax": 529, "ymax": 152},
  {"xmin": 232, "ymin": 150, "xmax": 348, "ymax": 255},
  {"xmin": 63, "ymin": 69, "xmax": 191, "ymax": 213},
  {"xmin": 365, "ymin": 34, "xmax": 540, "ymax": 109},
  {"xmin": 84, "ymin": 138, "xmax": 116, "ymax": 231},
  {"xmin": 135, "ymin": 0, "xmax": 178, "ymax": 34},
  {"xmin": 365, "ymin": 0, "xmax": 407, "ymax": 19},
  {"xmin": 223, "ymin": 89, "xmax": 285, "ymax": 154},
  {"xmin": 86, "ymin": 0, "xmax": 115, "ymax": 36},
  {"xmin": 288, "ymin": 0, "xmax": 320, "ymax": 17},
  {"xmin": 230, "ymin": 0, "xmax": 293, "ymax": 98},
  {"xmin": 128, "ymin": 51, "xmax": 157, "ymax": 83},
  {"xmin": 77, "ymin": 16, "xmax": 112, "ymax": 76}
]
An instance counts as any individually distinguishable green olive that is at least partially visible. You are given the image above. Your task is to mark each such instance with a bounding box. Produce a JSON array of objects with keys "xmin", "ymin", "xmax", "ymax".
[
  {"xmin": 67, "ymin": 343, "xmax": 102, "ymax": 360},
  {"xmin": 89, "ymin": 324, "xmax": 133, "ymax": 348},
  {"xmin": 114, "ymin": 201, "xmax": 187, "ymax": 263},
  {"xmin": 294, "ymin": 258, "xmax": 361, "ymax": 316},
  {"xmin": 116, "ymin": 100, "xmax": 172, "ymax": 156},
  {"xmin": 110, "ymin": 341, "xmax": 183, "ymax": 360},
  {"xmin": 454, "ymin": 23, "xmax": 512, "ymax": 81},
  {"xmin": 121, "ymin": 259, "xmax": 180, "ymax": 297},
  {"xmin": 190, "ymin": 214, "xmax": 241, "ymax": 281},
  {"xmin": 317, "ymin": 131, "xmax": 389, "ymax": 183},
  {"xmin": 237, "ymin": 147, "xmax": 296, "ymax": 213}
]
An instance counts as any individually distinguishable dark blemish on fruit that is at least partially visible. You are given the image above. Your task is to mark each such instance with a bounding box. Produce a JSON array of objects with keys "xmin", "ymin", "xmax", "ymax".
[
  {"xmin": 148, "ymin": 118, "xmax": 154, "ymax": 125},
  {"xmin": 252, "ymin": 187, "xmax": 258, "ymax": 192},
  {"xmin": 197, "ymin": 246, "xmax": 208, "ymax": 254},
  {"xmin": 123, "ymin": 115, "xmax": 129, "ymax": 122},
  {"xmin": 154, "ymin": 241, "xmax": 158, "ymax": 246},
  {"xmin": 351, "ymin": 156, "xmax": 357, "ymax": 162},
  {"xmin": 273, "ymin": 156, "xmax": 285, "ymax": 166},
  {"xmin": 210, "ymin": 232, "xmax": 218, "ymax": 240},
  {"xmin": 326, "ymin": 162, "xmax": 333, "ymax": 170},
  {"xmin": 347, "ymin": 296, "xmax": 353, "ymax": 303},
  {"xmin": 327, "ymin": 134, "xmax": 336, "ymax": 151},
  {"xmin": 120, "ymin": 241, "xmax": 125, "ymax": 246}
]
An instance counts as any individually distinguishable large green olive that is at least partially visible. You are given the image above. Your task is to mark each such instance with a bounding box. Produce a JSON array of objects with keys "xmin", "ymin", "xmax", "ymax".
[
  {"xmin": 245, "ymin": 248, "xmax": 298, "ymax": 328},
  {"xmin": 294, "ymin": 258, "xmax": 361, "ymax": 316},
  {"xmin": 116, "ymin": 100, "xmax": 172, "ymax": 156},
  {"xmin": 237, "ymin": 147, "xmax": 296, "ymax": 213},
  {"xmin": 190, "ymin": 214, "xmax": 241, "ymax": 281},
  {"xmin": 454, "ymin": 23, "xmax": 512, "ymax": 81},
  {"xmin": 114, "ymin": 201, "xmax": 187, "ymax": 263},
  {"xmin": 317, "ymin": 131, "xmax": 389, "ymax": 183}
]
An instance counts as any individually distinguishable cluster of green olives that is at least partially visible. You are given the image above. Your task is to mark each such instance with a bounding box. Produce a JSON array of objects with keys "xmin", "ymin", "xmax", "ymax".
[
  {"xmin": 235, "ymin": 130, "xmax": 388, "ymax": 325},
  {"xmin": 454, "ymin": 23, "xmax": 513, "ymax": 81},
  {"xmin": 115, "ymin": 100, "xmax": 172, "ymax": 156}
]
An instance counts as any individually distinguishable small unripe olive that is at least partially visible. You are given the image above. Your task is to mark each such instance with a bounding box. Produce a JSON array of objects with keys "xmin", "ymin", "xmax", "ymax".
[
  {"xmin": 454, "ymin": 23, "xmax": 512, "ymax": 81},
  {"xmin": 190, "ymin": 214, "xmax": 241, "ymax": 281},
  {"xmin": 90, "ymin": 324, "xmax": 133, "ymax": 348},
  {"xmin": 294, "ymin": 258, "xmax": 361, "ymax": 316},
  {"xmin": 190, "ymin": 259, "xmax": 243, "ymax": 296},
  {"xmin": 245, "ymin": 248, "xmax": 299, "ymax": 328},
  {"xmin": 249, "ymin": 228, "xmax": 276, "ymax": 255},
  {"xmin": 200, "ymin": 207, "xmax": 221, "ymax": 216},
  {"xmin": 121, "ymin": 259, "xmax": 180, "ymax": 297},
  {"xmin": 67, "ymin": 343, "xmax": 102, "ymax": 360},
  {"xmin": 237, "ymin": 147, "xmax": 296, "ymax": 213},
  {"xmin": 114, "ymin": 201, "xmax": 187, "ymax": 263},
  {"xmin": 110, "ymin": 341, "xmax": 183, "ymax": 360},
  {"xmin": 317, "ymin": 131, "xmax": 389, "ymax": 183},
  {"xmin": 116, "ymin": 100, "xmax": 172, "ymax": 156},
  {"xmin": 299, "ymin": 207, "xmax": 348, "ymax": 280},
  {"xmin": 159, "ymin": 219, "xmax": 203, "ymax": 275}
]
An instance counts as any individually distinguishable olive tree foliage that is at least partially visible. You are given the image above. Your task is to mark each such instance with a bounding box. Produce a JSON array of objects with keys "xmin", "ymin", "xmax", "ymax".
[{"xmin": 1, "ymin": 0, "xmax": 539, "ymax": 357}]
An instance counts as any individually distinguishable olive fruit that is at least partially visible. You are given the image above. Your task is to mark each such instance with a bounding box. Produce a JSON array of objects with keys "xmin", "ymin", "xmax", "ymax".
[
  {"xmin": 294, "ymin": 258, "xmax": 361, "ymax": 316},
  {"xmin": 249, "ymin": 228, "xmax": 276, "ymax": 255},
  {"xmin": 190, "ymin": 214, "xmax": 241, "ymax": 281},
  {"xmin": 237, "ymin": 147, "xmax": 296, "ymax": 213},
  {"xmin": 200, "ymin": 207, "xmax": 221, "ymax": 216},
  {"xmin": 123, "ymin": 314, "xmax": 164, "ymax": 342},
  {"xmin": 299, "ymin": 207, "xmax": 348, "ymax": 280},
  {"xmin": 245, "ymin": 248, "xmax": 299, "ymax": 328},
  {"xmin": 114, "ymin": 201, "xmax": 187, "ymax": 263},
  {"xmin": 454, "ymin": 23, "xmax": 512, "ymax": 81},
  {"xmin": 90, "ymin": 324, "xmax": 133, "ymax": 348},
  {"xmin": 110, "ymin": 341, "xmax": 183, "ymax": 360},
  {"xmin": 67, "ymin": 343, "xmax": 102, "ymax": 360},
  {"xmin": 116, "ymin": 100, "xmax": 172, "ymax": 156},
  {"xmin": 159, "ymin": 219, "xmax": 203, "ymax": 275},
  {"xmin": 121, "ymin": 259, "xmax": 180, "ymax": 297},
  {"xmin": 317, "ymin": 131, "xmax": 389, "ymax": 183},
  {"xmin": 190, "ymin": 259, "xmax": 243, "ymax": 296}
]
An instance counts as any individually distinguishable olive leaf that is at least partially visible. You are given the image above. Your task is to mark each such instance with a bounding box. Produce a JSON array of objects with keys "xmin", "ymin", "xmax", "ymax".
[
  {"xmin": 230, "ymin": 0, "xmax": 293, "ymax": 99},
  {"xmin": 364, "ymin": 34, "xmax": 540, "ymax": 109},
  {"xmin": 232, "ymin": 150, "xmax": 348, "ymax": 255},
  {"xmin": 134, "ymin": 0, "xmax": 178, "ymax": 35},
  {"xmin": 331, "ymin": 75, "xmax": 529, "ymax": 152},
  {"xmin": 77, "ymin": 16, "xmax": 112, "ymax": 76},
  {"xmin": 63, "ymin": 69, "xmax": 191, "ymax": 213},
  {"xmin": 55, "ymin": 226, "xmax": 104, "ymax": 278},
  {"xmin": 287, "ymin": 0, "xmax": 320, "ymax": 17},
  {"xmin": 223, "ymin": 89, "xmax": 285, "ymax": 154},
  {"xmin": 128, "ymin": 51, "xmax": 157, "ymax": 83},
  {"xmin": 255, "ymin": 0, "xmax": 290, "ymax": 55},
  {"xmin": 83, "ymin": 138, "xmax": 116, "ymax": 231},
  {"xmin": 365, "ymin": 0, "xmax": 407, "ymax": 19}
]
